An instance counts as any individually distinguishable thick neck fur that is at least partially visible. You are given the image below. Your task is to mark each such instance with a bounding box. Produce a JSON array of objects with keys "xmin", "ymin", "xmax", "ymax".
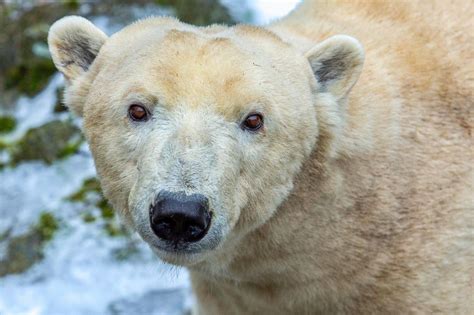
[{"xmin": 188, "ymin": 1, "xmax": 473, "ymax": 314}]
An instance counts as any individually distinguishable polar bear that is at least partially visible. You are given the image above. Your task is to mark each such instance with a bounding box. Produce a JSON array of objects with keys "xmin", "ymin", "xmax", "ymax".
[{"xmin": 48, "ymin": 0, "xmax": 473, "ymax": 313}]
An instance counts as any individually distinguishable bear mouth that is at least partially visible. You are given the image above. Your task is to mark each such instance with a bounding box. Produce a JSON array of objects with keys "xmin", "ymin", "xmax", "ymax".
[
  {"xmin": 144, "ymin": 223, "xmax": 223, "ymax": 266},
  {"xmin": 148, "ymin": 242, "xmax": 212, "ymax": 266}
]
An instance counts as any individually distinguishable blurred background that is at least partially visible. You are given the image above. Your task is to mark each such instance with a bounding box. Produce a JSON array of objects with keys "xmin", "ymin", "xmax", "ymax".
[{"xmin": 0, "ymin": 1, "xmax": 299, "ymax": 314}]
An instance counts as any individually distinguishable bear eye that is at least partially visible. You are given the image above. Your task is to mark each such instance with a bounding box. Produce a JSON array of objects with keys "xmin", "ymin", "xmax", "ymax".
[
  {"xmin": 242, "ymin": 113, "xmax": 264, "ymax": 131},
  {"xmin": 128, "ymin": 104, "xmax": 149, "ymax": 122}
]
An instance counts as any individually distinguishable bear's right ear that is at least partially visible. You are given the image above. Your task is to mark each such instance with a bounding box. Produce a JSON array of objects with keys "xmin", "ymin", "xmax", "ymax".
[
  {"xmin": 48, "ymin": 16, "xmax": 107, "ymax": 82},
  {"xmin": 306, "ymin": 35, "xmax": 364, "ymax": 100}
]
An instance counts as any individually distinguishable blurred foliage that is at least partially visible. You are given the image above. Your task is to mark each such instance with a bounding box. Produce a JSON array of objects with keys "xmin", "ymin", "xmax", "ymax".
[
  {"xmin": 4, "ymin": 58, "xmax": 57, "ymax": 97},
  {"xmin": 0, "ymin": 2, "xmax": 79, "ymax": 102},
  {"xmin": 0, "ymin": 116, "xmax": 16, "ymax": 133},
  {"xmin": 67, "ymin": 177, "xmax": 127, "ymax": 237},
  {"xmin": 68, "ymin": 177, "xmax": 102, "ymax": 202},
  {"xmin": 156, "ymin": 0, "xmax": 235, "ymax": 25},
  {"xmin": 37, "ymin": 212, "xmax": 60, "ymax": 241}
]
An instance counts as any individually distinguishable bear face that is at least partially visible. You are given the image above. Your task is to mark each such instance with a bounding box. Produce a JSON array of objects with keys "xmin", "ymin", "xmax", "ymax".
[{"xmin": 48, "ymin": 16, "xmax": 363, "ymax": 266}]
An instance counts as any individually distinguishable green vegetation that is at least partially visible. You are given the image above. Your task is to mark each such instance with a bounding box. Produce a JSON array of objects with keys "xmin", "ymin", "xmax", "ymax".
[
  {"xmin": 37, "ymin": 212, "xmax": 59, "ymax": 241},
  {"xmin": 5, "ymin": 59, "xmax": 56, "ymax": 97},
  {"xmin": 0, "ymin": 140, "xmax": 8, "ymax": 151},
  {"xmin": 67, "ymin": 177, "xmax": 127, "ymax": 237},
  {"xmin": 104, "ymin": 222, "xmax": 127, "ymax": 237},
  {"xmin": 81, "ymin": 212, "xmax": 96, "ymax": 223},
  {"xmin": 98, "ymin": 199, "xmax": 115, "ymax": 220},
  {"xmin": 67, "ymin": 177, "xmax": 102, "ymax": 202},
  {"xmin": 0, "ymin": 3, "xmax": 81, "ymax": 102},
  {"xmin": 0, "ymin": 116, "xmax": 16, "ymax": 133},
  {"xmin": 155, "ymin": 0, "xmax": 235, "ymax": 25},
  {"xmin": 57, "ymin": 135, "xmax": 83, "ymax": 159}
]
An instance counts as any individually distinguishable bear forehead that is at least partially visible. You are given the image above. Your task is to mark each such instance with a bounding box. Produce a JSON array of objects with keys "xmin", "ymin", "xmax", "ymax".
[
  {"xmin": 95, "ymin": 19, "xmax": 293, "ymax": 118},
  {"xmin": 103, "ymin": 17, "xmax": 288, "ymax": 62}
]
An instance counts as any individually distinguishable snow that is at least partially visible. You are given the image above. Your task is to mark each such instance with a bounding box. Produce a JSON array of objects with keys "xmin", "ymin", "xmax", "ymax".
[{"xmin": 252, "ymin": 0, "xmax": 300, "ymax": 24}]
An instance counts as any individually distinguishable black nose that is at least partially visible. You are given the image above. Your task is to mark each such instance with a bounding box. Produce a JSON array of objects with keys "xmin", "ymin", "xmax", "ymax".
[{"xmin": 150, "ymin": 191, "xmax": 211, "ymax": 243}]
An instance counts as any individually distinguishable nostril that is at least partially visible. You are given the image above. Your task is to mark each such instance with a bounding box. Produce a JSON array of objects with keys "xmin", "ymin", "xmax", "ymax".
[
  {"xmin": 153, "ymin": 217, "xmax": 174, "ymax": 231},
  {"xmin": 149, "ymin": 191, "xmax": 211, "ymax": 243},
  {"xmin": 188, "ymin": 225, "xmax": 202, "ymax": 238},
  {"xmin": 153, "ymin": 219, "xmax": 174, "ymax": 240}
]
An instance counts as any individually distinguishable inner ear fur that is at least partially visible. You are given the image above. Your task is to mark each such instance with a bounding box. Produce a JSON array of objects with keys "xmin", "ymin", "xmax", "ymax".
[
  {"xmin": 48, "ymin": 16, "xmax": 107, "ymax": 82},
  {"xmin": 306, "ymin": 35, "xmax": 364, "ymax": 100}
]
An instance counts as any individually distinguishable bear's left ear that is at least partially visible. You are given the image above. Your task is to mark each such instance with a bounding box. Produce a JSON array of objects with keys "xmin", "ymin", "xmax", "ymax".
[
  {"xmin": 306, "ymin": 35, "xmax": 364, "ymax": 100},
  {"xmin": 48, "ymin": 16, "xmax": 108, "ymax": 82}
]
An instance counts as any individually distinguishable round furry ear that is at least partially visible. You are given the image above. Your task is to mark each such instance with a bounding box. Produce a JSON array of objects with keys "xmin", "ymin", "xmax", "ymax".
[
  {"xmin": 48, "ymin": 16, "xmax": 107, "ymax": 82},
  {"xmin": 306, "ymin": 35, "xmax": 364, "ymax": 100}
]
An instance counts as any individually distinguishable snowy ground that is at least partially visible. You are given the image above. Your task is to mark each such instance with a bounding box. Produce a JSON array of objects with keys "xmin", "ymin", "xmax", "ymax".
[{"xmin": 0, "ymin": 1, "xmax": 299, "ymax": 315}]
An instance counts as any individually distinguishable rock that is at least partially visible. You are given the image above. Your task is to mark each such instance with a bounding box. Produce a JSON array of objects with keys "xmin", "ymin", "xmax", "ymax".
[
  {"xmin": 0, "ymin": 229, "xmax": 43, "ymax": 277},
  {"xmin": 107, "ymin": 288, "xmax": 188, "ymax": 315},
  {"xmin": 0, "ymin": 212, "xmax": 59, "ymax": 277},
  {"xmin": 11, "ymin": 120, "xmax": 82, "ymax": 165}
]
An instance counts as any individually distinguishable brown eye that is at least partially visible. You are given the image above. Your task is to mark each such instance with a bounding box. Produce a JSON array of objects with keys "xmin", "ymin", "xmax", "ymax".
[
  {"xmin": 242, "ymin": 113, "xmax": 264, "ymax": 131},
  {"xmin": 128, "ymin": 104, "xmax": 149, "ymax": 121}
]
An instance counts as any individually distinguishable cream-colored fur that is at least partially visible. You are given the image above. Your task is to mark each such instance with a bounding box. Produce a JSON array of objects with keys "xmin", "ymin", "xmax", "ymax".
[{"xmin": 48, "ymin": 1, "xmax": 473, "ymax": 313}]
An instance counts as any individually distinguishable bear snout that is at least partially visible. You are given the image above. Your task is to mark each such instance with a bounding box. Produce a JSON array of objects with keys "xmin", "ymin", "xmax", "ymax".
[{"xmin": 149, "ymin": 190, "xmax": 212, "ymax": 244}]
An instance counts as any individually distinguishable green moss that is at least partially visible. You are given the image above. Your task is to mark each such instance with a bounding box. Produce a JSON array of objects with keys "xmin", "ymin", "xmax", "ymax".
[
  {"xmin": 67, "ymin": 177, "xmax": 115, "ymax": 220},
  {"xmin": 67, "ymin": 177, "xmax": 101, "ymax": 202},
  {"xmin": 82, "ymin": 212, "xmax": 96, "ymax": 223},
  {"xmin": 155, "ymin": 0, "xmax": 235, "ymax": 25},
  {"xmin": 36, "ymin": 212, "xmax": 59, "ymax": 241},
  {"xmin": 4, "ymin": 58, "xmax": 56, "ymax": 97},
  {"xmin": 0, "ymin": 116, "xmax": 16, "ymax": 133},
  {"xmin": 64, "ymin": 0, "xmax": 80, "ymax": 10},
  {"xmin": 11, "ymin": 120, "xmax": 80, "ymax": 165},
  {"xmin": 104, "ymin": 222, "xmax": 127, "ymax": 237},
  {"xmin": 68, "ymin": 178, "xmax": 118, "ymax": 231},
  {"xmin": 98, "ymin": 199, "xmax": 114, "ymax": 220},
  {"xmin": 0, "ymin": 140, "xmax": 9, "ymax": 151},
  {"xmin": 58, "ymin": 136, "xmax": 83, "ymax": 159}
]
